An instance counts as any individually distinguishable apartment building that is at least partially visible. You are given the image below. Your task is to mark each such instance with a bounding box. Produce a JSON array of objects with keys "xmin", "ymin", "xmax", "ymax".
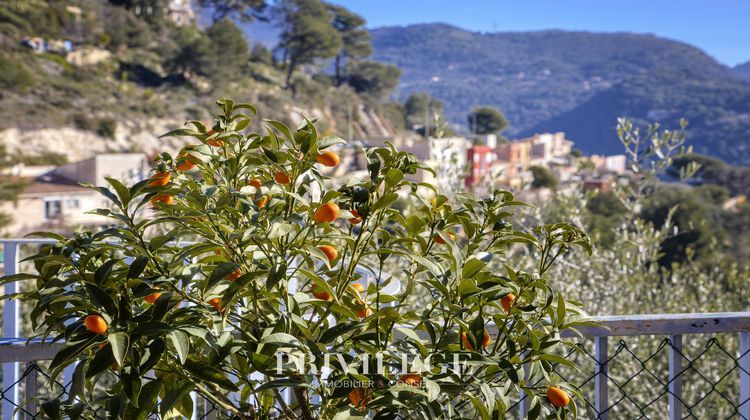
[{"xmin": 0, "ymin": 154, "xmax": 147, "ymax": 237}]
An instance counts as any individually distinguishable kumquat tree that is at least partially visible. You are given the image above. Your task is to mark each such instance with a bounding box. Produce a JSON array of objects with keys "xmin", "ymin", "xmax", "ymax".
[{"xmin": 1, "ymin": 98, "xmax": 593, "ymax": 419}]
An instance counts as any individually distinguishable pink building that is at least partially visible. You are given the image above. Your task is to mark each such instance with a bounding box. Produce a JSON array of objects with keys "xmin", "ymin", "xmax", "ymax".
[{"xmin": 465, "ymin": 145, "xmax": 496, "ymax": 187}]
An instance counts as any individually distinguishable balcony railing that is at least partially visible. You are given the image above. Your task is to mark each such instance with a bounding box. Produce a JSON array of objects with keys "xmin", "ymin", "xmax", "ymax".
[{"xmin": 2, "ymin": 239, "xmax": 750, "ymax": 419}]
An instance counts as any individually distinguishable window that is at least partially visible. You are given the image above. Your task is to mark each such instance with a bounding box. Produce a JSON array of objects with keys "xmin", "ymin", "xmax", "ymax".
[
  {"xmin": 66, "ymin": 199, "xmax": 80, "ymax": 209},
  {"xmin": 45, "ymin": 200, "xmax": 62, "ymax": 219}
]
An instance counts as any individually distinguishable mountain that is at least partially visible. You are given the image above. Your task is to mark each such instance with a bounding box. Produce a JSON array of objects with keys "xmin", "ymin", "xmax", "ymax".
[
  {"xmin": 371, "ymin": 24, "xmax": 750, "ymax": 165},
  {"xmin": 734, "ymin": 61, "xmax": 750, "ymax": 81}
]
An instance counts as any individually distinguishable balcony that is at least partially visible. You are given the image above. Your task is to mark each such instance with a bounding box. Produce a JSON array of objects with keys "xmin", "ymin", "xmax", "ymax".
[{"xmin": 1, "ymin": 239, "xmax": 749, "ymax": 419}]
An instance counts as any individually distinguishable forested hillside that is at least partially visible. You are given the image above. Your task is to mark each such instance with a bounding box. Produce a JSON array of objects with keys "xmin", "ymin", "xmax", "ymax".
[
  {"xmin": 371, "ymin": 23, "xmax": 750, "ymax": 165},
  {"xmin": 0, "ymin": 0, "xmax": 401, "ymax": 161},
  {"xmin": 733, "ymin": 61, "xmax": 750, "ymax": 81}
]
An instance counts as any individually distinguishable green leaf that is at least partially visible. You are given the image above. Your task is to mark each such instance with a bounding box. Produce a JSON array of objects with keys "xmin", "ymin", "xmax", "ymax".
[
  {"xmin": 86, "ymin": 343, "xmax": 114, "ymax": 378},
  {"xmin": 556, "ymin": 294, "xmax": 566, "ymax": 327},
  {"xmin": 85, "ymin": 284, "xmax": 118, "ymax": 316},
  {"xmin": 207, "ymin": 262, "xmax": 240, "ymax": 290},
  {"xmin": 265, "ymin": 120, "xmax": 293, "ymax": 142},
  {"xmin": 260, "ymin": 332, "xmax": 302, "ymax": 348},
  {"xmin": 461, "ymin": 252, "xmax": 492, "ymax": 279},
  {"xmin": 371, "ymin": 192, "xmax": 399, "ymax": 212},
  {"xmin": 125, "ymin": 379, "xmax": 163, "ymax": 420},
  {"xmin": 159, "ymin": 128, "xmax": 198, "ymax": 138},
  {"xmin": 254, "ymin": 379, "xmax": 309, "ymax": 393},
  {"xmin": 169, "ymin": 330, "xmax": 189, "ymax": 364},
  {"xmin": 267, "ymin": 261, "xmax": 286, "ymax": 290},
  {"xmin": 317, "ymin": 136, "xmax": 346, "ymax": 150},
  {"xmin": 385, "ymin": 168, "xmax": 404, "ymax": 187},
  {"xmin": 268, "ymin": 222, "xmax": 292, "ymax": 239},
  {"xmin": 105, "ymin": 177, "xmax": 131, "ymax": 207},
  {"xmin": 131, "ymin": 321, "xmax": 172, "ymax": 338},
  {"xmin": 66, "ymin": 360, "xmax": 87, "ymax": 404},
  {"xmin": 41, "ymin": 399, "xmax": 61, "ymax": 420},
  {"xmin": 25, "ymin": 231, "xmax": 65, "ymax": 241},
  {"xmin": 49, "ymin": 337, "xmax": 96, "ymax": 372},
  {"xmin": 320, "ymin": 322, "xmax": 364, "ymax": 344},
  {"xmin": 159, "ymin": 381, "xmax": 194, "ymax": 417},
  {"xmin": 108, "ymin": 332, "xmax": 129, "ymax": 367},
  {"xmin": 184, "ymin": 358, "xmax": 239, "ymax": 391},
  {"xmin": 94, "ymin": 259, "xmax": 118, "ymax": 284}
]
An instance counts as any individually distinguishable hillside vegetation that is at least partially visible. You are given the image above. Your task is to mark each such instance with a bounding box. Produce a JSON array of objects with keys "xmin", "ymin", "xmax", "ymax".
[
  {"xmin": 734, "ymin": 61, "xmax": 750, "ymax": 81},
  {"xmin": 371, "ymin": 23, "xmax": 750, "ymax": 165},
  {"xmin": 0, "ymin": 0, "xmax": 401, "ymax": 161}
]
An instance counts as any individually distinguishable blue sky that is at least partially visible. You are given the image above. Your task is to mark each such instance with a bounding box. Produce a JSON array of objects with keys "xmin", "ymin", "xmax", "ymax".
[{"xmin": 330, "ymin": 0, "xmax": 750, "ymax": 66}]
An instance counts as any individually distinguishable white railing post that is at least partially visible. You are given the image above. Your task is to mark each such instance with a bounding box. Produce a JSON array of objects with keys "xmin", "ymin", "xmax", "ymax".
[
  {"xmin": 594, "ymin": 336, "xmax": 609, "ymax": 419},
  {"xmin": 3, "ymin": 242, "xmax": 20, "ymax": 420},
  {"xmin": 669, "ymin": 335, "xmax": 683, "ymax": 420},
  {"xmin": 740, "ymin": 332, "xmax": 750, "ymax": 420},
  {"xmin": 23, "ymin": 362, "xmax": 37, "ymax": 420},
  {"xmin": 518, "ymin": 358, "xmax": 529, "ymax": 418}
]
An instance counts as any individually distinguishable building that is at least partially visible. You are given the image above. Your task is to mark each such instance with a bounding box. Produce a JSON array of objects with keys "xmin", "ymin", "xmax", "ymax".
[
  {"xmin": 496, "ymin": 140, "xmax": 533, "ymax": 166},
  {"xmin": 167, "ymin": 0, "xmax": 196, "ymax": 26},
  {"xmin": 583, "ymin": 178, "xmax": 614, "ymax": 193},
  {"xmin": 492, "ymin": 132, "xmax": 575, "ymax": 190},
  {"xmin": 496, "ymin": 132, "xmax": 573, "ymax": 168},
  {"xmin": 583, "ymin": 154, "xmax": 627, "ymax": 174},
  {"xmin": 465, "ymin": 145, "xmax": 496, "ymax": 187},
  {"xmin": 0, "ymin": 154, "xmax": 147, "ymax": 236}
]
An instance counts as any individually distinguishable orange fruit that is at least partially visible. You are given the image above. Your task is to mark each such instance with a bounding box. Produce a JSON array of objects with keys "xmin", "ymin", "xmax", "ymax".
[
  {"xmin": 434, "ymin": 232, "xmax": 456, "ymax": 244},
  {"xmin": 546, "ymin": 386, "xmax": 570, "ymax": 407},
  {"xmin": 355, "ymin": 305, "xmax": 372, "ymax": 318},
  {"xmin": 150, "ymin": 194, "xmax": 174, "ymax": 206},
  {"xmin": 352, "ymin": 283, "xmax": 366, "ymax": 294},
  {"xmin": 247, "ymin": 178, "xmax": 262, "ymax": 189},
  {"xmin": 274, "ymin": 171, "xmax": 290, "ymax": 185},
  {"xmin": 311, "ymin": 284, "xmax": 333, "ymax": 301},
  {"xmin": 176, "ymin": 161, "xmax": 195, "ymax": 171},
  {"xmin": 208, "ymin": 297, "xmax": 224, "ymax": 312},
  {"xmin": 461, "ymin": 330, "xmax": 491, "ymax": 351},
  {"xmin": 501, "ymin": 293, "xmax": 515, "ymax": 313},
  {"xmin": 257, "ymin": 195, "xmax": 269, "ymax": 208},
  {"xmin": 318, "ymin": 245, "xmax": 338, "ymax": 262},
  {"xmin": 84, "ymin": 315, "xmax": 107, "ymax": 334},
  {"xmin": 176, "ymin": 155, "xmax": 197, "ymax": 171},
  {"xmin": 348, "ymin": 387, "xmax": 371, "ymax": 409},
  {"xmin": 348, "ymin": 209, "xmax": 362, "ymax": 224},
  {"xmin": 398, "ymin": 373, "xmax": 422, "ymax": 388},
  {"xmin": 225, "ymin": 268, "xmax": 242, "ymax": 281},
  {"xmin": 315, "ymin": 150, "xmax": 340, "ymax": 167},
  {"xmin": 314, "ymin": 202, "xmax": 340, "ymax": 223},
  {"xmin": 148, "ymin": 171, "xmax": 170, "ymax": 187},
  {"xmin": 205, "ymin": 130, "xmax": 224, "ymax": 147},
  {"xmin": 144, "ymin": 291, "xmax": 162, "ymax": 304}
]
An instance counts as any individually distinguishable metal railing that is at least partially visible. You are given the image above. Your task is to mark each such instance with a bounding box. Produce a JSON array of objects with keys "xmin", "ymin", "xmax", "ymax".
[
  {"xmin": 2, "ymin": 239, "xmax": 750, "ymax": 419},
  {"xmin": 510, "ymin": 313, "xmax": 750, "ymax": 419}
]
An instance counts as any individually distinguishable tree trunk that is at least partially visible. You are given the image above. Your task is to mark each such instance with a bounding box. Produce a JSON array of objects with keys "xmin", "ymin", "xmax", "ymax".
[
  {"xmin": 334, "ymin": 54, "xmax": 342, "ymax": 86},
  {"xmin": 285, "ymin": 56, "xmax": 297, "ymax": 90}
]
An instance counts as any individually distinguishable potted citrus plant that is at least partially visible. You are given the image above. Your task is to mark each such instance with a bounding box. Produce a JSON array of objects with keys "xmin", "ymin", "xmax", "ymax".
[{"xmin": 2, "ymin": 98, "xmax": 592, "ymax": 419}]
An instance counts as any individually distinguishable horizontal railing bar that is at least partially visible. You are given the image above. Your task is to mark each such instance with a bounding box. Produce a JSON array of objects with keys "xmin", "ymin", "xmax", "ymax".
[
  {"xmin": 562, "ymin": 312, "xmax": 750, "ymax": 337},
  {"xmin": 0, "ymin": 341, "xmax": 62, "ymax": 362},
  {"xmin": 0, "ymin": 239, "xmax": 58, "ymax": 244}
]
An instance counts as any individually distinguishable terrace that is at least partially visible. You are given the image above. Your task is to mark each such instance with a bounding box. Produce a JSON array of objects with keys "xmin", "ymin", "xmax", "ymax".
[{"xmin": 2, "ymin": 239, "xmax": 749, "ymax": 419}]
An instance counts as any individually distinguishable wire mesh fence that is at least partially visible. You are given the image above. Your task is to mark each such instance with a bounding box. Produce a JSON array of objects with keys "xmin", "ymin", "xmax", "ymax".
[
  {"xmin": 1, "ymin": 334, "xmax": 747, "ymax": 419},
  {"xmin": 3, "ymin": 241, "xmax": 750, "ymax": 418},
  {"xmin": 509, "ymin": 334, "xmax": 750, "ymax": 419},
  {"xmin": 0, "ymin": 360, "xmax": 221, "ymax": 419}
]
